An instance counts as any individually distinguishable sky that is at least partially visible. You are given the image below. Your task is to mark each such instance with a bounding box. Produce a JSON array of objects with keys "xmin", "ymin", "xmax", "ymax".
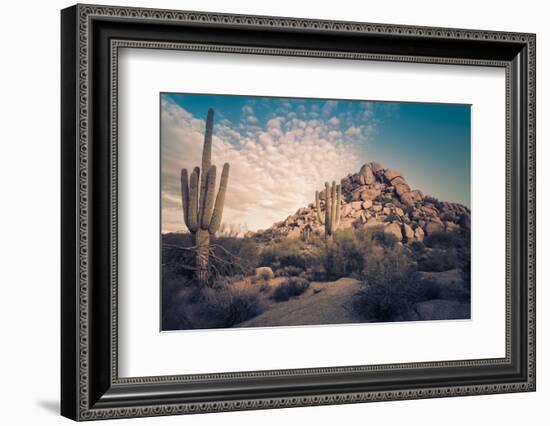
[{"xmin": 160, "ymin": 93, "xmax": 470, "ymax": 234}]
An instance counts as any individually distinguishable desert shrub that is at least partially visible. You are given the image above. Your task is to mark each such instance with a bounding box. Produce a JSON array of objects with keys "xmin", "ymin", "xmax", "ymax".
[
  {"xmin": 424, "ymin": 231, "xmax": 463, "ymax": 250},
  {"xmin": 277, "ymin": 265, "xmax": 303, "ymax": 277},
  {"xmin": 260, "ymin": 238, "xmax": 319, "ymax": 272},
  {"xmin": 323, "ymin": 229, "xmax": 365, "ymax": 278},
  {"xmin": 353, "ymin": 246, "xmax": 443, "ymax": 321},
  {"xmin": 272, "ymin": 277, "xmax": 310, "ymax": 302},
  {"xmin": 202, "ymin": 287, "xmax": 263, "ymax": 328},
  {"xmin": 423, "ymin": 195, "xmax": 441, "ymax": 208},
  {"xmin": 353, "ymin": 245, "xmax": 412, "ymax": 321},
  {"xmin": 212, "ymin": 236, "xmax": 259, "ymax": 277},
  {"xmin": 372, "ymin": 231, "xmax": 398, "ymax": 248},
  {"xmin": 417, "ymin": 248, "xmax": 459, "ymax": 272},
  {"xmin": 161, "ymin": 233, "xmax": 196, "ymax": 280},
  {"xmin": 409, "ymin": 240, "xmax": 426, "ymax": 256},
  {"xmin": 258, "ymin": 282, "xmax": 271, "ymax": 293}
]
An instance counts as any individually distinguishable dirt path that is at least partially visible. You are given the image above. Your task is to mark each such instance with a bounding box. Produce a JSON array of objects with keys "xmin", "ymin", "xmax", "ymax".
[{"xmin": 236, "ymin": 277, "xmax": 363, "ymax": 328}]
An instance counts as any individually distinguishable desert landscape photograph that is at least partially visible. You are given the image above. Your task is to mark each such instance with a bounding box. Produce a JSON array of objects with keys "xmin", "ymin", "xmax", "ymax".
[{"xmin": 160, "ymin": 93, "xmax": 471, "ymax": 331}]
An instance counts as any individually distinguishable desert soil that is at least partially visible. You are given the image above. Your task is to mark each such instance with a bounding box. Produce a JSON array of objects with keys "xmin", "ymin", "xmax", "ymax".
[{"xmin": 236, "ymin": 277, "xmax": 364, "ymax": 328}]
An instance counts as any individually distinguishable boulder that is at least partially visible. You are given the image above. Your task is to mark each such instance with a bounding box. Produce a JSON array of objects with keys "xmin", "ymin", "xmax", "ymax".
[
  {"xmin": 361, "ymin": 188, "xmax": 381, "ymax": 201},
  {"xmin": 359, "ymin": 163, "xmax": 375, "ymax": 185},
  {"xmin": 421, "ymin": 205, "xmax": 439, "ymax": 217},
  {"xmin": 393, "ymin": 182, "xmax": 411, "ymax": 197},
  {"xmin": 384, "ymin": 169, "xmax": 402, "ymax": 182},
  {"xmin": 395, "ymin": 207, "xmax": 404, "ymax": 217},
  {"xmin": 364, "ymin": 219, "xmax": 385, "ymax": 229},
  {"xmin": 399, "ymin": 192, "xmax": 416, "ymax": 207},
  {"xmin": 361, "ymin": 199, "xmax": 373, "ymax": 209},
  {"xmin": 350, "ymin": 209, "xmax": 362, "ymax": 219},
  {"xmin": 351, "ymin": 187, "xmax": 380, "ymax": 201},
  {"xmin": 350, "ymin": 201, "xmax": 363, "ymax": 211},
  {"xmin": 369, "ymin": 161, "xmax": 384, "ymax": 174},
  {"xmin": 255, "ymin": 267, "xmax": 274, "ymax": 279},
  {"xmin": 402, "ymin": 223, "xmax": 414, "ymax": 242},
  {"xmin": 341, "ymin": 203, "xmax": 352, "ymax": 217},
  {"xmin": 372, "ymin": 204, "xmax": 382, "ymax": 212},
  {"xmin": 424, "ymin": 221, "xmax": 444, "ymax": 235},
  {"xmin": 414, "ymin": 226, "xmax": 425, "ymax": 241},
  {"xmin": 445, "ymin": 221, "xmax": 460, "ymax": 232},
  {"xmin": 384, "ymin": 222, "xmax": 403, "ymax": 241},
  {"xmin": 411, "ymin": 190, "xmax": 423, "ymax": 200}
]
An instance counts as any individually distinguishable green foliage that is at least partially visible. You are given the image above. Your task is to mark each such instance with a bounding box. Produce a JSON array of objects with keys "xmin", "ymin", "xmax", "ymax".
[{"xmin": 272, "ymin": 277, "xmax": 310, "ymax": 302}]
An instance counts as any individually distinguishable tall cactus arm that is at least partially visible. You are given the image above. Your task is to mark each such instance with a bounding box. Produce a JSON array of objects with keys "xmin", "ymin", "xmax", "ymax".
[
  {"xmin": 209, "ymin": 163, "xmax": 230, "ymax": 234},
  {"xmin": 335, "ymin": 184, "xmax": 342, "ymax": 227},
  {"xmin": 188, "ymin": 168, "xmax": 200, "ymax": 232},
  {"xmin": 200, "ymin": 108, "xmax": 214, "ymax": 205},
  {"xmin": 180, "ymin": 168, "xmax": 190, "ymax": 228},
  {"xmin": 324, "ymin": 182, "xmax": 332, "ymax": 233},
  {"xmin": 200, "ymin": 165, "xmax": 217, "ymax": 229},
  {"xmin": 330, "ymin": 181, "xmax": 337, "ymax": 233},
  {"xmin": 315, "ymin": 190, "xmax": 325, "ymax": 225}
]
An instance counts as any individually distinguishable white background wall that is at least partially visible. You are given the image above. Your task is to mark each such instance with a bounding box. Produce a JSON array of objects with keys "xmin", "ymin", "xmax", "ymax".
[{"xmin": 0, "ymin": 0, "xmax": 546, "ymax": 424}]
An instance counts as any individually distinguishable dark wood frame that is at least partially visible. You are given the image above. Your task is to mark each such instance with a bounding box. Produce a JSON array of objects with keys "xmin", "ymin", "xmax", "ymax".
[{"xmin": 61, "ymin": 4, "xmax": 536, "ymax": 421}]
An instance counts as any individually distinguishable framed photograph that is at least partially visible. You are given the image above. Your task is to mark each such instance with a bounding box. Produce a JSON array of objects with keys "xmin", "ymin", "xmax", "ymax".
[{"xmin": 61, "ymin": 4, "xmax": 536, "ymax": 421}]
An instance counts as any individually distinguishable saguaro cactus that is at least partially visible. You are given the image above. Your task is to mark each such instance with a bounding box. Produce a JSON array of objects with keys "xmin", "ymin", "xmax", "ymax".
[
  {"xmin": 180, "ymin": 108, "xmax": 230, "ymax": 285},
  {"xmin": 315, "ymin": 181, "xmax": 341, "ymax": 246},
  {"xmin": 300, "ymin": 224, "xmax": 313, "ymax": 242}
]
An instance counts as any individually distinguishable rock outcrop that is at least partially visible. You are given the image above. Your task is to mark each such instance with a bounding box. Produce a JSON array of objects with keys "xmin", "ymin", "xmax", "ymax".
[{"xmin": 253, "ymin": 162, "xmax": 470, "ymax": 243}]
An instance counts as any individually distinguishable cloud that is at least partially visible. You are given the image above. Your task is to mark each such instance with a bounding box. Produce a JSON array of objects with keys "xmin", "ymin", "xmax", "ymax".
[
  {"xmin": 161, "ymin": 99, "xmax": 366, "ymax": 233},
  {"xmin": 242, "ymin": 105, "xmax": 254, "ymax": 114}
]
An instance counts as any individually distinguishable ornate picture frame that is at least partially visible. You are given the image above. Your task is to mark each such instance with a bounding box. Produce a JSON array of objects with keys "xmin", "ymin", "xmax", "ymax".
[{"xmin": 61, "ymin": 4, "xmax": 536, "ymax": 421}]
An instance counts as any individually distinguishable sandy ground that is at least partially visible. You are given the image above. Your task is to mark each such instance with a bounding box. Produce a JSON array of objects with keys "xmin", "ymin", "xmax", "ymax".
[{"xmin": 236, "ymin": 277, "xmax": 364, "ymax": 328}]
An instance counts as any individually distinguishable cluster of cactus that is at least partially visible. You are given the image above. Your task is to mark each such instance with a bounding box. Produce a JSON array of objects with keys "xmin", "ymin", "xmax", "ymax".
[
  {"xmin": 315, "ymin": 181, "xmax": 342, "ymax": 245},
  {"xmin": 180, "ymin": 108, "xmax": 230, "ymax": 286},
  {"xmin": 300, "ymin": 224, "xmax": 313, "ymax": 242}
]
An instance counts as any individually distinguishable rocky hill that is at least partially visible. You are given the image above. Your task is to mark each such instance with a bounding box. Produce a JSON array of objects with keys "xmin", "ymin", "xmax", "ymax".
[{"xmin": 252, "ymin": 161, "xmax": 470, "ymax": 243}]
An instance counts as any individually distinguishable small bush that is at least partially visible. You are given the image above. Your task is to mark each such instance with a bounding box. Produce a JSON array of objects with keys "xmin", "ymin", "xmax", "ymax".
[
  {"xmin": 372, "ymin": 231, "xmax": 398, "ymax": 248},
  {"xmin": 409, "ymin": 240, "xmax": 426, "ymax": 256},
  {"xmin": 272, "ymin": 277, "xmax": 310, "ymax": 302},
  {"xmin": 354, "ymin": 268, "xmax": 442, "ymax": 322},
  {"xmin": 202, "ymin": 288, "xmax": 263, "ymax": 328},
  {"xmin": 323, "ymin": 228, "xmax": 368, "ymax": 278},
  {"xmin": 353, "ymin": 244, "xmax": 415, "ymax": 321},
  {"xmin": 258, "ymin": 282, "xmax": 271, "ymax": 293},
  {"xmin": 259, "ymin": 238, "xmax": 316, "ymax": 271},
  {"xmin": 212, "ymin": 236, "xmax": 260, "ymax": 277},
  {"xmin": 277, "ymin": 265, "xmax": 303, "ymax": 277},
  {"xmin": 417, "ymin": 248, "xmax": 459, "ymax": 272},
  {"xmin": 424, "ymin": 231, "xmax": 463, "ymax": 249}
]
